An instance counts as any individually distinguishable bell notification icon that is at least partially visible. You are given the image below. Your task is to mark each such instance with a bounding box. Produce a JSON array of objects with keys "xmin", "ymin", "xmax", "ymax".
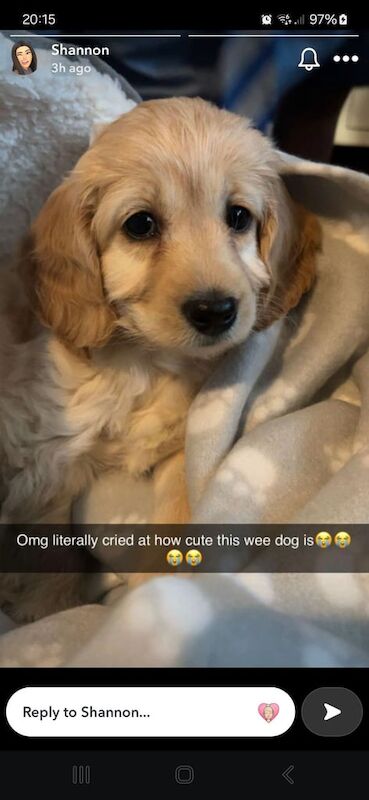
[{"xmin": 298, "ymin": 47, "xmax": 321, "ymax": 71}]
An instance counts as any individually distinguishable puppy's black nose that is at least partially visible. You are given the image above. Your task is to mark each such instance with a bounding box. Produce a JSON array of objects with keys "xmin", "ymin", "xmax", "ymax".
[{"xmin": 182, "ymin": 293, "xmax": 238, "ymax": 336}]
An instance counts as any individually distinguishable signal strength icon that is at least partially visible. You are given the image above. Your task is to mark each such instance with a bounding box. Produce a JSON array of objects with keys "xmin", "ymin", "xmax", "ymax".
[
  {"xmin": 294, "ymin": 14, "xmax": 305, "ymax": 25},
  {"xmin": 277, "ymin": 13, "xmax": 292, "ymax": 25}
]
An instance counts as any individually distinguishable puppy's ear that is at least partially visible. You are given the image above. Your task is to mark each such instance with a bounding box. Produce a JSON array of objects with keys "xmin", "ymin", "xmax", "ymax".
[
  {"xmin": 19, "ymin": 178, "xmax": 117, "ymax": 349},
  {"xmin": 256, "ymin": 187, "xmax": 321, "ymax": 329}
]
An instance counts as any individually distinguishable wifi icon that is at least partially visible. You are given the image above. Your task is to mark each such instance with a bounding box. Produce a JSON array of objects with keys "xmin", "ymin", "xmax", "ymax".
[{"xmin": 278, "ymin": 13, "xmax": 292, "ymax": 25}]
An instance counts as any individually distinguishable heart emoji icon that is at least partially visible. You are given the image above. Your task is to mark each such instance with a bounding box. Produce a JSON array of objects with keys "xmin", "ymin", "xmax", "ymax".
[{"xmin": 258, "ymin": 702, "xmax": 280, "ymax": 722}]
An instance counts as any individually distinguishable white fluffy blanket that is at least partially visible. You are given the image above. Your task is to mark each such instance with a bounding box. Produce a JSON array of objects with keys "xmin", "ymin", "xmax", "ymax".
[{"xmin": 1, "ymin": 33, "xmax": 369, "ymax": 667}]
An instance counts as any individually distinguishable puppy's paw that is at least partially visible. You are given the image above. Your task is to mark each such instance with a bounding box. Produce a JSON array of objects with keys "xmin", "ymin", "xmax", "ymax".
[{"xmin": 124, "ymin": 449, "xmax": 157, "ymax": 480}]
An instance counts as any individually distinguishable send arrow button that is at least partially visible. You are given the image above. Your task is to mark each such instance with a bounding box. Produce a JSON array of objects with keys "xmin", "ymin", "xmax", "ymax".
[
  {"xmin": 323, "ymin": 703, "xmax": 342, "ymax": 721},
  {"xmin": 302, "ymin": 688, "xmax": 363, "ymax": 737}
]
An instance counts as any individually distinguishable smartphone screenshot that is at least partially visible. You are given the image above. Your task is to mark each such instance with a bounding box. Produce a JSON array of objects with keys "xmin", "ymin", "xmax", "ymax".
[{"xmin": 0, "ymin": 7, "xmax": 368, "ymax": 796}]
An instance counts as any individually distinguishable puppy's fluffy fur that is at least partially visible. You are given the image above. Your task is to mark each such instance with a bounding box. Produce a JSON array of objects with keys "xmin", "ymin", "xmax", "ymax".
[{"xmin": 0, "ymin": 98, "xmax": 320, "ymax": 618}]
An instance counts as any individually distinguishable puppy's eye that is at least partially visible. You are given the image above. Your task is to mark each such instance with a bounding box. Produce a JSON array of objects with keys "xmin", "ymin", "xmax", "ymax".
[
  {"xmin": 123, "ymin": 211, "xmax": 158, "ymax": 240},
  {"xmin": 226, "ymin": 205, "xmax": 252, "ymax": 233}
]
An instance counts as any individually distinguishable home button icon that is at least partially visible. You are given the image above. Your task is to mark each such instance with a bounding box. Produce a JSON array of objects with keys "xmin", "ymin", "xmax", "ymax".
[{"xmin": 175, "ymin": 765, "xmax": 195, "ymax": 784}]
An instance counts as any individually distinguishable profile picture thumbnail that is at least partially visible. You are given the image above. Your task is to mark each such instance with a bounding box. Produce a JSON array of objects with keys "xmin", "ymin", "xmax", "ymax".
[{"xmin": 11, "ymin": 41, "xmax": 37, "ymax": 75}]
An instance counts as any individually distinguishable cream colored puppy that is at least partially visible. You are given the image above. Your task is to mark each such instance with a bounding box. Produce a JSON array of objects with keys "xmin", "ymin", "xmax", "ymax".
[{"xmin": 0, "ymin": 98, "xmax": 320, "ymax": 618}]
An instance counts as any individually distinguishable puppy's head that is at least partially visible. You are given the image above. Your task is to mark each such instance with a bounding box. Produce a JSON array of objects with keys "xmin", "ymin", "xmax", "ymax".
[{"xmin": 22, "ymin": 98, "xmax": 320, "ymax": 357}]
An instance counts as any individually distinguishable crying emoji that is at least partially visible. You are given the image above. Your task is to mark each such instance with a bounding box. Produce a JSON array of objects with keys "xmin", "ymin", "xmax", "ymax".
[
  {"xmin": 334, "ymin": 531, "xmax": 351, "ymax": 549},
  {"xmin": 315, "ymin": 531, "xmax": 332, "ymax": 549},
  {"xmin": 166, "ymin": 549, "xmax": 183, "ymax": 567},
  {"xmin": 185, "ymin": 549, "xmax": 203, "ymax": 567}
]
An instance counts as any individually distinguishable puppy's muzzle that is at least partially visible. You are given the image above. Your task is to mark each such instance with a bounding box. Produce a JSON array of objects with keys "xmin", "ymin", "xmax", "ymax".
[{"xmin": 181, "ymin": 292, "xmax": 238, "ymax": 336}]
